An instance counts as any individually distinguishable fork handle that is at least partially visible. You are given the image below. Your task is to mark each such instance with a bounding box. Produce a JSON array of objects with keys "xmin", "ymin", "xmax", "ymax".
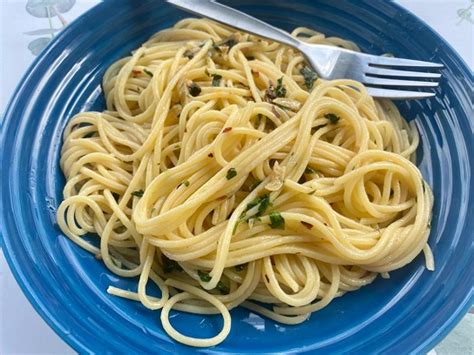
[{"xmin": 166, "ymin": 0, "xmax": 301, "ymax": 49}]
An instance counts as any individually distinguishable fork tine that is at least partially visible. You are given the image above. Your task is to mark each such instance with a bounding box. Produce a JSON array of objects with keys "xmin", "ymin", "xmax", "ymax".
[
  {"xmin": 363, "ymin": 76, "xmax": 439, "ymax": 88},
  {"xmin": 366, "ymin": 87, "xmax": 436, "ymax": 99},
  {"xmin": 369, "ymin": 55, "xmax": 444, "ymax": 68},
  {"xmin": 366, "ymin": 67, "xmax": 442, "ymax": 79}
]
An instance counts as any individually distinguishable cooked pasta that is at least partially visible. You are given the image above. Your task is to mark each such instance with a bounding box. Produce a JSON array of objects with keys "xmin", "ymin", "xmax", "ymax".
[{"xmin": 57, "ymin": 18, "xmax": 434, "ymax": 347}]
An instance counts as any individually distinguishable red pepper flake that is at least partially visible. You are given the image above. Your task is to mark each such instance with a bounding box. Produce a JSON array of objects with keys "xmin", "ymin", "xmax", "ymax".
[
  {"xmin": 208, "ymin": 153, "xmax": 214, "ymax": 158},
  {"xmin": 217, "ymin": 196, "xmax": 227, "ymax": 201},
  {"xmin": 271, "ymin": 105, "xmax": 281, "ymax": 118},
  {"xmin": 300, "ymin": 221, "xmax": 313, "ymax": 230},
  {"xmin": 223, "ymin": 127, "xmax": 232, "ymax": 133},
  {"xmin": 131, "ymin": 69, "xmax": 141, "ymax": 77}
]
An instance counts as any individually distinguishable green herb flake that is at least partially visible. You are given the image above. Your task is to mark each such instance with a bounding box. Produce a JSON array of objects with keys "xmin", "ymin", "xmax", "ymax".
[
  {"xmin": 218, "ymin": 37, "xmax": 238, "ymax": 49},
  {"xmin": 275, "ymin": 77, "xmax": 287, "ymax": 97},
  {"xmin": 269, "ymin": 211, "xmax": 285, "ymax": 229},
  {"xmin": 300, "ymin": 66, "xmax": 318, "ymax": 90},
  {"xmin": 211, "ymin": 73, "xmax": 222, "ymax": 87},
  {"xmin": 239, "ymin": 193, "xmax": 272, "ymax": 224},
  {"xmin": 235, "ymin": 264, "xmax": 246, "ymax": 272},
  {"xmin": 257, "ymin": 194, "xmax": 271, "ymax": 215},
  {"xmin": 162, "ymin": 255, "xmax": 182, "ymax": 273},
  {"xmin": 198, "ymin": 270, "xmax": 212, "ymax": 282},
  {"xmin": 298, "ymin": 32, "xmax": 313, "ymax": 38},
  {"xmin": 216, "ymin": 281, "xmax": 230, "ymax": 294},
  {"xmin": 226, "ymin": 168, "xmax": 237, "ymax": 180},
  {"xmin": 304, "ymin": 166, "xmax": 318, "ymax": 174},
  {"xmin": 143, "ymin": 69, "xmax": 154, "ymax": 77},
  {"xmin": 244, "ymin": 193, "xmax": 270, "ymax": 215},
  {"xmin": 188, "ymin": 82, "xmax": 202, "ymax": 97},
  {"xmin": 325, "ymin": 113, "xmax": 340, "ymax": 124},
  {"xmin": 131, "ymin": 189, "xmax": 144, "ymax": 197}
]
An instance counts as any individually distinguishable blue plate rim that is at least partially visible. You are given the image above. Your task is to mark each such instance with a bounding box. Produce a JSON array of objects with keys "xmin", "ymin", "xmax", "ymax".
[{"xmin": 0, "ymin": 1, "xmax": 472, "ymax": 353}]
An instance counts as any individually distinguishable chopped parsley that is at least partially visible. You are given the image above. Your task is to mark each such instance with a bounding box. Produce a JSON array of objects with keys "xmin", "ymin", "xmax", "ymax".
[
  {"xmin": 325, "ymin": 113, "xmax": 340, "ymax": 124},
  {"xmin": 162, "ymin": 255, "xmax": 182, "ymax": 273},
  {"xmin": 265, "ymin": 77, "xmax": 286, "ymax": 102},
  {"xmin": 211, "ymin": 73, "xmax": 222, "ymax": 86},
  {"xmin": 274, "ymin": 77, "xmax": 287, "ymax": 97},
  {"xmin": 216, "ymin": 281, "xmax": 230, "ymax": 294},
  {"xmin": 198, "ymin": 270, "xmax": 211, "ymax": 282},
  {"xmin": 269, "ymin": 211, "xmax": 285, "ymax": 229},
  {"xmin": 188, "ymin": 82, "xmax": 202, "ymax": 97},
  {"xmin": 300, "ymin": 66, "xmax": 318, "ymax": 90},
  {"xmin": 217, "ymin": 36, "xmax": 238, "ymax": 49},
  {"xmin": 131, "ymin": 189, "xmax": 144, "ymax": 197},
  {"xmin": 304, "ymin": 166, "xmax": 319, "ymax": 174},
  {"xmin": 143, "ymin": 68, "xmax": 153, "ymax": 77},
  {"xmin": 226, "ymin": 168, "xmax": 237, "ymax": 180},
  {"xmin": 257, "ymin": 194, "xmax": 271, "ymax": 215},
  {"xmin": 243, "ymin": 193, "xmax": 270, "ymax": 217},
  {"xmin": 238, "ymin": 194, "xmax": 271, "ymax": 228}
]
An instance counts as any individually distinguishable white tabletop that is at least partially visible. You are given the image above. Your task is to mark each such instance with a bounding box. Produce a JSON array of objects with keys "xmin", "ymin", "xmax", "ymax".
[{"xmin": 1, "ymin": 1, "xmax": 473, "ymax": 354}]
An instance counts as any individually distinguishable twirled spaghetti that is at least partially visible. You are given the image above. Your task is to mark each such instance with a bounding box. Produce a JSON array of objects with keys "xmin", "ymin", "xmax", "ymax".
[{"xmin": 57, "ymin": 18, "xmax": 434, "ymax": 347}]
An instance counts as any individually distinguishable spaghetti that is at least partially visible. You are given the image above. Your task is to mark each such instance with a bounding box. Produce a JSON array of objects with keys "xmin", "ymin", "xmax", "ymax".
[{"xmin": 57, "ymin": 18, "xmax": 434, "ymax": 347}]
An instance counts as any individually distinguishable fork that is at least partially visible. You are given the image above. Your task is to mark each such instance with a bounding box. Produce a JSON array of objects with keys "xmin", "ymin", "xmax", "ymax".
[{"xmin": 166, "ymin": 0, "xmax": 443, "ymax": 99}]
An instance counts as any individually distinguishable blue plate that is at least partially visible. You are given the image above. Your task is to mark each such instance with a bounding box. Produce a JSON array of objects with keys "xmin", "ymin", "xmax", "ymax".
[{"xmin": 1, "ymin": 0, "xmax": 473, "ymax": 353}]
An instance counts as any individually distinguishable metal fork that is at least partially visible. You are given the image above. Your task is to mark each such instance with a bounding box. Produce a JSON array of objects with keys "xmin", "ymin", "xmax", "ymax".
[{"xmin": 166, "ymin": 0, "xmax": 443, "ymax": 99}]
